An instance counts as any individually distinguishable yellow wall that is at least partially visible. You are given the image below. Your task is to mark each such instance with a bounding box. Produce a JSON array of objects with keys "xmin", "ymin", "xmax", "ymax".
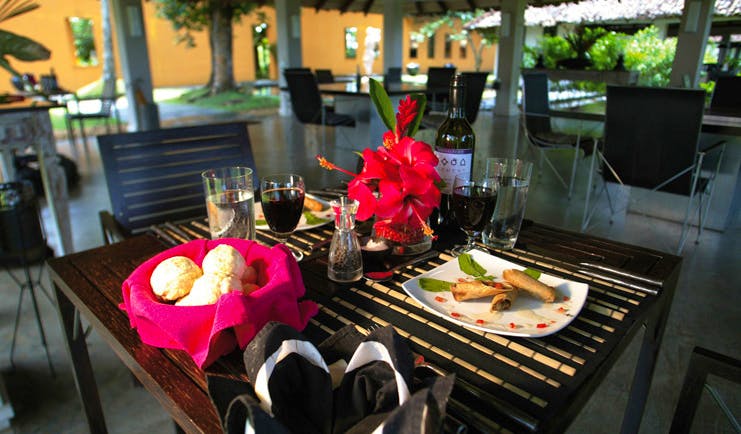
[{"xmin": 0, "ymin": 1, "xmax": 497, "ymax": 94}]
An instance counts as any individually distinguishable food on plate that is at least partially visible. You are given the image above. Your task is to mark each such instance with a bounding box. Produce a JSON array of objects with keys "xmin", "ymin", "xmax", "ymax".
[
  {"xmin": 450, "ymin": 279, "xmax": 514, "ymax": 302},
  {"xmin": 502, "ymin": 269, "xmax": 556, "ymax": 302},
  {"xmin": 176, "ymin": 273, "xmax": 243, "ymax": 306},
  {"xmin": 303, "ymin": 195, "xmax": 324, "ymax": 211},
  {"xmin": 150, "ymin": 256, "xmax": 203, "ymax": 301},
  {"xmin": 490, "ymin": 288, "xmax": 518, "ymax": 312},
  {"xmin": 202, "ymin": 244, "xmax": 247, "ymax": 279}
]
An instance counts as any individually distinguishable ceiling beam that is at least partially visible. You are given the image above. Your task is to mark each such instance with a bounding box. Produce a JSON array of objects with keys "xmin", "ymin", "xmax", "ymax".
[
  {"xmin": 339, "ymin": 0, "xmax": 354, "ymax": 14},
  {"xmin": 437, "ymin": 1, "xmax": 448, "ymax": 14},
  {"xmin": 466, "ymin": 0, "xmax": 478, "ymax": 10},
  {"xmin": 362, "ymin": 0, "xmax": 374, "ymax": 15},
  {"xmin": 415, "ymin": 1, "xmax": 424, "ymax": 15},
  {"xmin": 315, "ymin": 0, "xmax": 330, "ymax": 12}
]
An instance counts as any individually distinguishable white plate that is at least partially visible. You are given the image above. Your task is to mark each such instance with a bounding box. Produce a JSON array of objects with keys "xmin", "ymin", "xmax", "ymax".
[
  {"xmin": 255, "ymin": 193, "xmax": 333, "ymax": 232},
  {"xmin": 401, "ymin": 249, "xmax": 588, "ymax": 337}
]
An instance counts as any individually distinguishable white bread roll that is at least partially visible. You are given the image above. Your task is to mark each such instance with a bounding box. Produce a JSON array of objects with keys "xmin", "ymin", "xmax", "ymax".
[
  {"xmin": 150, "ymin": 256, "xmax": 203, "ymax": 301},
  {"xmin": 201, "ymin": 244, "xmax": 247, "ymax": 279}
]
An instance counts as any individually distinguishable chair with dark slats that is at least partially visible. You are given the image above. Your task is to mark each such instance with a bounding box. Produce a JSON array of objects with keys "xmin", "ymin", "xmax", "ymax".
[
  {"xmin": 425, "ymin": 66, "xmax": 457, "ymax": 111},
  {"xmin": 96, "ymin": 121, "xmax": 257, "ymax": 244},
  {"xmin": 709, "ymin": 75, "xmax": 741, "ymax": 114},
  {"xmin": 582, "ymin": 85, "xmax": 726, "ymax": 253},
  {"xmin": 283, "ymin": 70, "xmax": 355, "ymax": 147},
  {"xmin": 314, "ymin": 69, "xmax": 335, "ymax": 84},
  {"xmin": 384, "ymin": 67, "xmax": 402, "ymax": 85},
  {"xmin": 66, "ymin": 79, "xmax": 122, "ymax": 162}
]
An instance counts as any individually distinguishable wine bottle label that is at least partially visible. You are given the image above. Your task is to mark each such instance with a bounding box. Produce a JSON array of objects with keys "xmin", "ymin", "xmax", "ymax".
[{"xmin": 435, "ymin": 148, "xmax": 473, "ymax": 194}]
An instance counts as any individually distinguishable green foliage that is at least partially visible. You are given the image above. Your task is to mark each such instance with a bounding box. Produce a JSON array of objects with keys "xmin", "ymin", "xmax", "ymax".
[
  {"xmin": 153, "ymin": 0, "xmax": 258, "ymax": 47},
  {"xmin": 563, "ymin": 26, "xmax": 607, "ymax": 60},
  {"xmin": 589, "ymin": 31, "xmax": 627, "ymax": 70},
  {"xmin": 167, "ymin": 86, "xmax": 279, "ymax": 111},
  {"xmin": 539, "ymin": 36, "xmax": 574, "ymax": 68},
  {"xmin": 68, "ymin": 17, "xmax": 96, "ymax": 64},
  {"xmin": 0, "ymin": 0, "xmax": 50, "ymax": 77},
  {"xmin": 622, "ymin": 26, "xmax": 676, "ymax": 87}
]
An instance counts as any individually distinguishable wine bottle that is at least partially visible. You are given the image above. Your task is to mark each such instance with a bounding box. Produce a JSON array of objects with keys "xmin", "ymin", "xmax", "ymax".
[{"xmin": 433, "ymin": 73, "xmax": 475, "ymax": 229}]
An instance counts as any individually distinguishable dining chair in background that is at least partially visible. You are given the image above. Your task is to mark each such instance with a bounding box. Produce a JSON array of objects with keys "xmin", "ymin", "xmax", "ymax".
[
  {"xmin": 314, "ymin": 69, "xmax": 335, "ymax": 84},
  {"xmin": 283, "ymin": 69, "xmax": 355, "ymax": 149},
  {"xmin": 708, "ymin": 75, "xmax": 741, "ymax": 114},
  {"xmin": 521, "ymin": 72, "xmax": 595, "ymax": 198},
  {"xmin": 96, "ymin": 121, "xmax": 257, "ymax": 244},
  {"xmin": 581, "ymin": 85, "xmax": 726, "ymax": 254},
  {"xmin": 425, "ymin": 66, "xmax": 457, "ymax": 112},
  {"xmin": 65, "ymin": 78, "xmax": 122, "ymax": 164},
  {"xmin": 384, "ymin": 67, "xmax": 402, "ymax": 86},
  {"xmin": 421, "ymin": 71, "xmax": 488, "ymax": 130}
]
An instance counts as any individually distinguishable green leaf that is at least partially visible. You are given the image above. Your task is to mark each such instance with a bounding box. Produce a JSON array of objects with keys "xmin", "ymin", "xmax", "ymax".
[
  {"xmin": 0, "ymin": 29, "xmax": 51, "ymax": 62},
  {"xmin": 406, "ymin": 93, "xmax": 427, "ymax": 137},
  {"xmin": 302, "ymin": 211, "xmax": 329, "ymax": 226},
  {"xmin": 256, "ymin": 219, "xmax": 267, "ymax": 226},
  {"xmin": 418, "ymin": 277, "xmax": 452, "ymax": 292},
  {"xmin": 458, "ymin": 253, "xmax": 487, "ymax": 277},
  {"xmin": 523, "ymin": 268, "xmax": 541, "ymax": 280},
  {"xmin": 369, "ymin": 78, "xmax": 396, "ymax": 132}
]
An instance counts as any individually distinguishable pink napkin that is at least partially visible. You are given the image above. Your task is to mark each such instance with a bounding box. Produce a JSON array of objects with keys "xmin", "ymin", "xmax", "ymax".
[{"xmin": 121, "ymin": 239, "xmax": 318, "ymax": 368}]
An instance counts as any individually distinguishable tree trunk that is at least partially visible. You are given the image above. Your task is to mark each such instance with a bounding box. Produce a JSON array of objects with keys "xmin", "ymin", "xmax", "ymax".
[
  {"xmin": 209, "ymin": 6, "xmax": 235, "ymax": 95},
  {"xmin": 469, "ymin": 34, "xmax": 482, "ymax": 72}
]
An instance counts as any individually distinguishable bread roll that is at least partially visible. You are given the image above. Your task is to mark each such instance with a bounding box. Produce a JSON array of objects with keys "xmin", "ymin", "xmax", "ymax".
[
  {"xmin": 150, "ymin": 256, "xmax": 203, "ymax": 301},
  {"xmin": 175, "ymin": 273, "xmax": 242, "ymax": 306},
  {"xmin": 202, "ymin": 244, "xmax": 247, "ymax": 279}
]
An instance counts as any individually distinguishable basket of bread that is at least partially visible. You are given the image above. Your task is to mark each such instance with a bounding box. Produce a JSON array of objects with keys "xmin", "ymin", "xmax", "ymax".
[{"xmin": 121, "ymin": 238, "xmax": 318, "ymax": 368}]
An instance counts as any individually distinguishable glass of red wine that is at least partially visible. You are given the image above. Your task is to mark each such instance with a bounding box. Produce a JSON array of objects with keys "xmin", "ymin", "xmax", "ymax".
[
  {"xmin": 451, "ymin": 175, "xmax": 498, "ymax": 255},
  {"xmin": 260, "ymin": 173, "xmax": 306, "ymax": 261}
]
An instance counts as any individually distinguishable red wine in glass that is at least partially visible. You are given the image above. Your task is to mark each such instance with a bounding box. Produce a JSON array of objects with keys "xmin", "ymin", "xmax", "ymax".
[
  {"xmin": 451, "ymin": 181, "xmax": 498, "ymax": 254},
  {"xmin": 261, "ymin": 187, "xmax": 305, "ymax": 234}
]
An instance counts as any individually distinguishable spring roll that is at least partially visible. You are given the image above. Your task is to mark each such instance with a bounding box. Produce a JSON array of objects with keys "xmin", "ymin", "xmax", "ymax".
[
  {"xmin": 303, "ymin": 196, "xmax": 324, "ymax": 211},
  {"xmin": 490, "ymin": 288, "xmax": 518, "ymax": 312},
  {"xmin": 502, "ymin": 269, "xmax": 556, "ymax": 303},
  {"xmin": 451, "ymin": 279, "xmax": 514, "ymax": 302}
]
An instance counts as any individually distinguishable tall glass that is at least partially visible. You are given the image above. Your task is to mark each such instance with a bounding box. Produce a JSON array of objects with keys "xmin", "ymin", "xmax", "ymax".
[
  {"xmin": 260, "ymin": 174, "xmax": 306, "ymax": 261},
  {"xmin": 451, "ymin": 175, "xmax": 498, "ymax": 255},
  {"xmin": 201, "ymin": 167, "xmax": 255, "ymax": 240},
  {"xmin": 483, "ymin": 158, "xmax": 533, "ymax": 250}
]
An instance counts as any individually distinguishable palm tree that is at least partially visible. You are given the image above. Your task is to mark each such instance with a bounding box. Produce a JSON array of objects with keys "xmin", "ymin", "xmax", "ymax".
[{"xmin": 0, "ymin": 0, "xmax": 51, "ymax": 78}]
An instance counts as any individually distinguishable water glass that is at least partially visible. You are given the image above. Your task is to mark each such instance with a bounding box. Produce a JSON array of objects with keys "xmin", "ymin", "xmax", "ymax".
[
  {"xmin": 202, "ymin": 167, "xmax": 255, "ymax": 240},
  {"xmin": 483, "ymin": 158, "xmax": 533, "ymax": 250}
]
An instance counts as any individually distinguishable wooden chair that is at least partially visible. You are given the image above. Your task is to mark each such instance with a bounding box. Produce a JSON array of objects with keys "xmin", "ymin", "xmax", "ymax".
[
  {"xmin": 582, "ymin": 86, "xmax": 726, "ymax": 253},
  {"xmin": 96, "ymin": 121, "xmax": 257, "ymax": 244}
]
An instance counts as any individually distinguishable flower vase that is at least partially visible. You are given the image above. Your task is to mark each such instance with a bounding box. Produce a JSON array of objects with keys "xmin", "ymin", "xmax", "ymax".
[{"xmin": 371, "ymin": 219, "xmax": 432, "ymax": 256}]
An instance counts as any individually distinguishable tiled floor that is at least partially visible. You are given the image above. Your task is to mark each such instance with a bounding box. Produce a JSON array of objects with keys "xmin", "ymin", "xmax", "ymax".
[{"xmin": 1, "ymin": 107, "xmax": 739, "ymax": 433}]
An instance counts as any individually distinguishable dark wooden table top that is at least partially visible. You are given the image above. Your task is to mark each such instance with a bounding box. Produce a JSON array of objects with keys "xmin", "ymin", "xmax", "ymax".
[{"xmin": 48, "ymin": 215, "xmax": 682, "ymax": 433}]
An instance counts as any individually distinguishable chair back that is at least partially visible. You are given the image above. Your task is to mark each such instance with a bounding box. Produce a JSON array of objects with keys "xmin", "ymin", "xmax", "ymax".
[
  {"xmin": 521, "ymin": 72, "xmax": 552, "ymax": 134},
  {"xmin": 460, "ymin": 72, "xmax": 488, "ymax": 124},
  {"xmin": 283, "ymin": 70, "xmax": 323, "ymax": 124},
  {"xmin": 97, "ymin": 122, "xmax": 256, "ymax": 235},
  {"xmin": 603, "ymin": 85, "xmax": 706, "ymax": 195},
  {"xmin": 427, "ymin": 67, "xmax": 457, "ymax": 90},
  {"xmin": 709, "ymin": 76, "xmax": 741, "ymax": 114},
  {"xmin": 385, "ymin": 67, "xmax": 402, "ymax": 84},
  {"xmin": 315, "ymin": 69, "xmax": 335, "ymax": 84}
]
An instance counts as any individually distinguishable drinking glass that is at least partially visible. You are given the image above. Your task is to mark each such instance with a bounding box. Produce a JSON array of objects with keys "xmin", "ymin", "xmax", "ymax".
[
  {"xmin": 201, "ymin": 167, "xmax": 255, "ymax": 240},
  {"xmin": 451, "ymin": 175, "xmax": 498, "ymax": 255},
  {"xmin": 483, "ymin": 158, "xmax": 533, "ymax": 250},
  {"xmin": 260, "ymin": 173, "xmax": 306, "ymax": 261}
]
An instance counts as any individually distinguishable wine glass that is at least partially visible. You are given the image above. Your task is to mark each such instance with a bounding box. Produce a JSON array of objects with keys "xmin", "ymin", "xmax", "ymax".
[
  {"xmin": 450, "ymin": 174, "xmax": 498, "ymax": 255},
  {"xmin": 260, "ymin": 174, "xmax": 306, "ymax": 261}
]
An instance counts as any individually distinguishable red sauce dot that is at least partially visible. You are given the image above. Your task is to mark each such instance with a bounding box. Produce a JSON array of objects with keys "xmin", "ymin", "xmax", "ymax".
[
  {"xmin": 494, "ymin": 282, "xmax": 503, "ymax": 289},
  {"xmin": 557, "ymin": 307, "xmax": 566, "ymax": 313},
  {"xmin": 509, "ymin": 322, "xmax": 516, "ymax": 329},
  {"xmin": 434, "ymin": 296, "xmax": 446, "ymax": 303},
  {"xmin": 451, "ymin": 312, "xmax": 460, "ymax": 318},
  {"xmin": 537, "ymin": 323, "xmax": 548, "ymax": 328},
  {"xmin": 563, "ymin": 296, "xmax": 570, "ymax": 301},
  {"xmin": 475, "ymin": 319, "xmax": 485, "ymax": 325}
]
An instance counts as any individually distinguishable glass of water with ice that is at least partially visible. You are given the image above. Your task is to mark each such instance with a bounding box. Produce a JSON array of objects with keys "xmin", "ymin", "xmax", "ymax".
[
  {"xmin": 202, "ymin": 167, "xmax": 256, "ymax": 240},
  {"xmin": 482, "ymin": 158, "xmax": 533, "ymax": 250}
]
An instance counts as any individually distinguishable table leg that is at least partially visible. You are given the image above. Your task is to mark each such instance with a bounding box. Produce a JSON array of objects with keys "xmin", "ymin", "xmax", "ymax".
[
  {"xmin": 620, "ymin": 296, "xmax": 672, "ymax": 434},
  {"xmin": 53, "ymin": 282, "xmax": 108, "ymax": 434}
]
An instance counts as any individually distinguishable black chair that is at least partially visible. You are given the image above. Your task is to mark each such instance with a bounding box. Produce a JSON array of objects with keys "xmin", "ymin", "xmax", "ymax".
[
  {"xmin": 65, "ymin": 79, "xmax": 122, "ymax": 162},
  {"xmin": 709, "ymin": 76, "xmax": 741, "ymax": 114},
  {"xmin": 421, "ymin": 72, "xmax": 488, "ymax": 129},
  {"xmin": 96, "ymin": 121, "xmax": 257, "ymax": 244},
  {"xmin": 1, "ymin": 181, "xmax": 55, "ymax": 376},
  {"xmin": 384, "ymin": 67, "xmax": 402, "ymax": 85},
  {"xmin": 521, "ymin": 72, "xmax": 594, "ymax": 197},
  {"xmin": 582, "ymin": 85, "xmax": 726, "ymax": 253},
  {"xmin": 425, "ymin": 66, "xmax": 456, "ymax": 111},
  {"xmin": 283, "ymin": 70, "xmax": 355, "ymax": 148},
  {"xmin": 669, "ymin": 347, "xmax": 740, "ymax": 434},
  {"xmin": 314, "ymin": 69, "xmax": 335, "ymax": 84}
]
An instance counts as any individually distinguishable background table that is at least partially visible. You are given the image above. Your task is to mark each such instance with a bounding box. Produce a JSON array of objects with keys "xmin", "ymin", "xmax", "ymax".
[{"xmin": 48, "ymin": 213, "xmax": 681, "ymax": 433}]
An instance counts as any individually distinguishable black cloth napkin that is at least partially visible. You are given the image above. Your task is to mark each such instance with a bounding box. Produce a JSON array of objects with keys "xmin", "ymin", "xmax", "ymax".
[{"xmin": 207, "ymin": 322, "xmax": 454, "ymax": 434}]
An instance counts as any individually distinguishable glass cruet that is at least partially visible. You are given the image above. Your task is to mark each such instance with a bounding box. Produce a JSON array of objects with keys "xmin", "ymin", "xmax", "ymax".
[{"xmin": 328, "ymin": 197, "xmax": 363, "ymax": 282}]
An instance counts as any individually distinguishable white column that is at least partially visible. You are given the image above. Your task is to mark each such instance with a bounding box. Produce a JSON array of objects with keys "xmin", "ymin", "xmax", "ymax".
[
  {"xmin": 276, "ymin": 0, "xmax": 303, "ymax": 115},
  {"xmin": 494, "ymin": 0, "xmax": 527, "ymax": 116},
  {"xmin": 669, "ymin": 0, "xmax": 715, "ymax": 88},
  {"xmin": 383, "ymin": 0, "xmax": 404, "ymax": 75},
  {"xmin": 110, "ymin": 0, "xmax": 159, "ymax": 130}
]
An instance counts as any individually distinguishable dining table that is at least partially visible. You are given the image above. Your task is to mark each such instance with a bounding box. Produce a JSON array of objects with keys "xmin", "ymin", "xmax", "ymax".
[
  {"xmin": 48, "ymin": 187, "xmax": 682, "ymax": 434},
  {"xmin": 0, "ymin": 99, "xmax": 72, "ymax": 254},
  {"xmin": 319, "ymin": 81, "xmax": 428, "ymax": 148}
]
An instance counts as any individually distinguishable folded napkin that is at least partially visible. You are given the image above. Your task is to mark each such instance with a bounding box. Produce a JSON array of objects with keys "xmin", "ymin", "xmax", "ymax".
[
  {"xmin": 121, "ymin": 239, "xmax": 318, "ymax": 368},
  {"xmin": 207, "ymin": 322, "xmax": 455, "ymax": 434}
]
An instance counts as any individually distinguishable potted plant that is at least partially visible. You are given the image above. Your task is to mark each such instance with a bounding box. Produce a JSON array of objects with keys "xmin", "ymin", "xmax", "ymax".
[
  {"xmin": 0, "ymin": 1, "xmax": 51, "ymax": 86},
  {"xmin": 557, "ymin": 26, "xmax": 606, "ymax": 70}
]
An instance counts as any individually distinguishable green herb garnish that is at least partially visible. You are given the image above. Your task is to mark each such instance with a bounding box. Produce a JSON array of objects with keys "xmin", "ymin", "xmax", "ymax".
[
  {"xmin": 256, "ymin": 219, "xmax": 267, "ymax": 226},
  {"xmin": 418, "ymin": 278, "xmax": 452, "ymax": 292},
  {"xmin": 457, "ymin": 253, "xmax": 494, "ymax": 280},
  {"xmin": 523, "ymin": 268, "xmax": 541, "ymax": 280},
  {"xmin": 303, "ymin": 211, "xmax": 329, "ymax": 226}
]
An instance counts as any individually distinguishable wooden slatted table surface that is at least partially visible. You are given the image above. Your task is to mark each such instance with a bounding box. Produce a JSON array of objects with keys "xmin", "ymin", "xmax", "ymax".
[{"xmin": 48, "ymin": 217, "xmax": 681, "ymax": 434}]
